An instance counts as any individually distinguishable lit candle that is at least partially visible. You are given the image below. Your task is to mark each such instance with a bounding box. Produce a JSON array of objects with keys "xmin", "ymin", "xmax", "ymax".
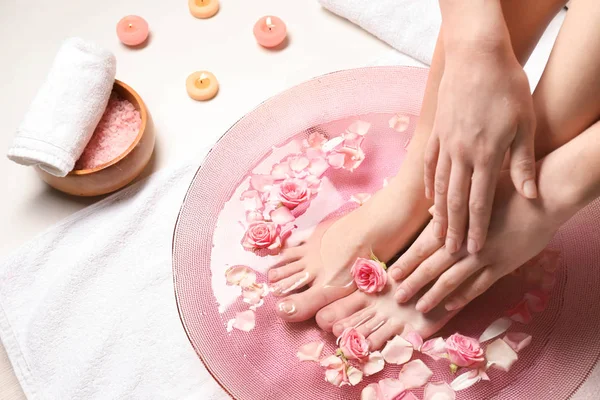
[
  {"xmin": 253, "ymin": 16, "xmax": 287, "ymax": 48},
  {"xmin": 188, "ymin": 0, "xmax": 220, "ymax": 19},
  {"xmin": 116, "ymin": 15, "xmax": 149, "ymax": 46},
  {"xmin": 186, "ymin": 71, "xmax": 219, "ymax": 101}
]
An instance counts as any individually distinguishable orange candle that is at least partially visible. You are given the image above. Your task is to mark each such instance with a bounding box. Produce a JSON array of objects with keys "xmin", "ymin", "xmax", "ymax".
[
  {"xmin": 188, "ymin": 0, "xmax": 220, "ymax": 19},
  {"xmin": 186, "ymin": 71, "xmax": 219, "ymax": 101},
  {"xmin": 116, "ymin": 15, "xmax": 149, "ymax": 46},
  {"xmin": 253, "ymin": 16, "xmax": 287, "ymax": 48}
]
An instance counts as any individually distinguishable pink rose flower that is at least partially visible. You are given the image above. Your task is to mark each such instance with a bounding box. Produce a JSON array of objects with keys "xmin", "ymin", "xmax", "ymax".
[
  {"xmin": 445, "ymin": 333, "xmax": 485, "ymax": 368},
  {"xmin": 241, "ymin": 221, "xmax": 282, "ymax": 252},
  {"xmin": 338, "ymin": 327, "xmax": 369, "ymax": 360},
  {"xmin": 278, "ymin": 178, "xmax": 310, "ymax": 209},
  {"xmin": 351, "ymin": 257, "xmax": 387, "ymax": 293}
]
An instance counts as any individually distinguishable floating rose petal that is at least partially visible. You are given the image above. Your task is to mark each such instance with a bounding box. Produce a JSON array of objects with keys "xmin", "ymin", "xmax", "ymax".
[
  {"xmin": 322, "ymin": 136, "xmax": 344, "ymax": 153},
  {"xmin": 304, "ymin": 175, "xmax": 321, "ymax": 189},
  {"xmin": 541, "ymin": 272, "xmax": 556, "ymax": 292},
  {"xmin": 351, "ymin": 193, "xmax": 372, "ymax": 206},
  {"xmin": 389, "ymin": 113, "xmax": 411, "ymax": 132},
  {"xmin": 242, "ymin": 283, "xmax": 268, "ymax": 306},
  {"xmin": 320, "ymin": 354, "xmax": 343, "ymax": 368},
  {"xmin": 325, "ymin": 366, "xmax": 346, "ymax": 387},
  {"xmin": 450, "ymin": 369, "xmax": 482, "ymax": 391},
  {"xmin": 347, "ymin": 366, "xmax": 364, "ymax": 386},
  {"xmin": 308, "ymin": 157, "xmax": 329, "ymax": 177},
  {"xmin": 524, "ymin": 290, "xmax": 550, "ymax": 313},
  {"xmin": 503, "ymin": 332, "xmax": 532, "ymax": 353},
  {"xmin": 363, "ymin": 351, "xmax": 385, "ymax": 376},
  {"xmin": 424, "ymin": 382, "xmax": 456, "ymax": 400},
  {"xmin": 382, "ymin": 336, "xmax": 414, "ymax": 365},
  {"xmin": 305, "ymin": 147, "xmax": 324, "ymax": 160},
  {"xmin": 289, "ymin": 156, "xmax": 310, "ymax": 172},
  {"xmin": 296, "ymin": 341, "xmax": 324, "ymax": 362},
  {"xmin": 225, "ymin": 265, "xmax": 257, "ymax": 287},
  {"xmin": 250, "ymin": 175, "xmax": 274, "ymax": 192},
  {"xmin": 270, "ymin": 206, "xmax": 295, "ymax": 224},
  {"xmin": 361, "ymin": 384, "xmax": 380, "ymax": 400},
  {"xmin": 378, "ymin": 378, "xmax": 407, "ymax": 399},
  {"xmin": 405, "ymin": 331, "xmax": 424, "ymax": 351},
  {"xmin": 338, "ymin": 146, "xmax": 366, "ymax": 171},
  {"xmin": 307, "ymin": 130, "xmax": 328, "ymax": 149},
  {"xmin": 479, "ymin": 317, "xmax": 512, "ymax": 343},
  {"xmin": 246, "ymin": 210, "xmax": 264, "ymax": 222},
  {"xmin": 506, "ymin": 299, "xmax": 532, "ymax": 324},
  {"xmin": 271, "ymin": 162, "xmax": 291, "ymax": 180},
  {"xmin": 486, "ymin": 338, "xmax": 518, "ymax": 372},
  {"xmin": 398, "ymin": 359, "xmax": 433, "ymax": 389},
  {"xmin": 347, "ymin": 120, "xmax": 371, "ymax": 136},
  {"xmin": 327, "ymin": 152, "xmax": 346, "ymax": 169},
  {"xmin": 342, "ymin": 131, "xmax": 364, "ymax": 150},
  {"xmin": 242, "ymin": 194, "xmax": 264, "ymax": 212},
  {"xmin": 231, "ymin": 310, "xmax": 256, "ymax": 332},
  {"xmin": 421, "ymin": 337, "xmax": 447, "ymax": 360}
]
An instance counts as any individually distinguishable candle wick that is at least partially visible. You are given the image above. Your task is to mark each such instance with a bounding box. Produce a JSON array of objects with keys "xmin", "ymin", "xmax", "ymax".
[{"xmin": 128, "ymin": 23, "xmax": 133, "ymax": 28}]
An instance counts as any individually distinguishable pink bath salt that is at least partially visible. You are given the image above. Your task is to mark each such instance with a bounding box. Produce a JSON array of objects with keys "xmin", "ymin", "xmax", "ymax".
[{"xmin": 75, "ymin": 92, "xmax": 142, "ymax": 170}]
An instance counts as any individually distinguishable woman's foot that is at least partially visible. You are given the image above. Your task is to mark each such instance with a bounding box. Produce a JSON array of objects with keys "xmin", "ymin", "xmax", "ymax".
[
  {"xmin": 270, "ymin": 172, "xmax": 431, "ymax": 322},
  {"xmin": 314, "ymin": 279, "xmax": 458, "ymax": 351}
]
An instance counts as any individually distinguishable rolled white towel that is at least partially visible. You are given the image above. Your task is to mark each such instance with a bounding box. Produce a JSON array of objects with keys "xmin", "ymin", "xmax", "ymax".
[{"xmin": 7, "ymin": 37, "xmax": 116, "ymax": 177}]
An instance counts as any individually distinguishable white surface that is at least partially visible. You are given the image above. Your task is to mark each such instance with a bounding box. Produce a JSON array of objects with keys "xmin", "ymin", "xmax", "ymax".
[
  {"xmin": 7, "ymin": 38, "xmax": 116, "ymax": 177},
  {"xmin": 0, "ymin": 1, "xmax": 583, "ymax": 399}
]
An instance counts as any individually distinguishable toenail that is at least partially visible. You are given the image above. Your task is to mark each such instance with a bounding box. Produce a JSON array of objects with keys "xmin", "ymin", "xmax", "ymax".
[
  {"xmin": 278, "ymin": 300, "xmax": 296, "ymax": 315},
  {"xmin": 395, "ymin": 289, "xmax": 407, "ymax": 302},
  {"xmin": 269, "ymin": 270, "xmax": 278, "ymax": 281},
  {"xmin": 320, "ymin": 309, "xmax": 336, "ymax": 323},
  {"xmin": 391, "ymin": 268, "xmax": 403, "ymax": 280}
]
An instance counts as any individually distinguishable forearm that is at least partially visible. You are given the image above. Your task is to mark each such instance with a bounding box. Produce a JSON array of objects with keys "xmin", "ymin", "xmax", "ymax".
[{"xmin": 538, "ymin": 120, "xmax": 600, "ymax": 223}]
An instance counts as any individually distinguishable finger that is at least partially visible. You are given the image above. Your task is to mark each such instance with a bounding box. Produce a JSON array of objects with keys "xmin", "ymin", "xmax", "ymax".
[
  {"xmin": 417, "ymin": 255, "xmax": 483, "ymax": 312},
  {"xmin": 395, "ymin": 246, "xmax": 464, "ymax": 310},
  {"xmin": 388, "ymin": 222, "xmax": 444, "ymax": 281},
  {"xmin": 424, "ymin": 136, "xmax": 440, "ymax": 200},
  {"xmin": 510, "ymin": 120, "xmax": 538, "ymax": 199},
  {"xmin": 433, "ymin": 153, "xmax": 451, "ymax": 240},
  {"xmin": 445, "ymin": 162, "xmax": 472, "ymax": 254},
  {"xmin": 444, "ymin": 266, "xmax": 499, "ymax": 311},
  {"xmin": 467, "ymin": 159, "xmax": 501, "ymax": 254}
]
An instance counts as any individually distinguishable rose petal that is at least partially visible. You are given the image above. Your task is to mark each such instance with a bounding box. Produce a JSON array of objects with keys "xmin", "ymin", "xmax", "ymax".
[
  {"xmin": 305, "ymin": 147, "xmax": 323, "ymax": 160},
  {"xmin": 351, "ymin": 193, "xmax": 372, "ymax": 206},
  {"xmin": 382, "ymin": 336, "xmax": 414, "ymax": 365},
  {"xmin": 389, "ymin": 114, "xmax": 411, "ymax": 133},
  {"xmin": 503, "ymin": 332, "xmax": 532, "ymax": 353},
  {"xmin": 524, "ymin": 290, "xmax": 550, "ymax": 313},
  {"xmin": 347, "ymin": 120, "xmax": 371, "ymax": 136},
  {"xmin": 324, "ymin": 367, "xmax": 344, "ymax": 387},
  {"xmin": 289, "ymin": 156, "xmax": 310, "ymax": 172},
  {"xmin": 378, "ymin": 378, "xmax": 406, "ymax": 399},
  {"xmin": 246, "ymin": 210, "xmax": 264, "ymax": 222},
  {"xmin": 270, "ymin": 207, "xmax": 295, "ymax": 224},
  {"xmin": 225, "ymin": 265, "xmax": 257, "ymax": 287},
  {"xmin": 297, "ymin": 341, "xmax": 324, "ymax": 362},
  {"xmin": 450, "ymin": 370, "xmax": 481, "ymax": 391},
  {"xmin": 327, "ymin": 153, "xmax": 346, "ymax": 169},
  {"xmin": 424, "ymin": 382, "xmax": 456, "ymax": 400},
  {"xmin": 322, "ymin": 136, "xmax": 344, "ymax": 153},
  {"xmin": 421, "ymin": 337, "xmax": 447, "ymax": 360},
  {"xmin": 342, "ymin": 132, "xmax": 365, "ymax": 151},
  {"xmin": 243, "ymin": 195, "xmax": 264, "ymax": 212},
  {"xmin": 271, "ymin": 162, "xmax": 291, "ymax": 180},
  {"xmin": 307, "ymin": 130, "xmax": 328, "ymax": 149},
  {"xmin": 363, "ymin": 351, "xmax": 385, "ymax": 376},
  {"xmin": 231, "ymin": 310, "xmax": 256, "ymax": 332},
  {"xmin": 506, "ymin": 299, "xmax": 533, "ymax": 324},
  {"xmin": 308, "ymin": 157, "xmax": 329, "ymax": 177},
  {"xmin": 541, "ymin": 272, "xmax": 556, "ymax": 292},
  {"xmin": 398, "ymin": 359, "xmax": 433, "ymax": 389},
  {"xmin": 405, "ymin": 331, "xmax": 424, "ymax": 351},
  {"xmin": 347, "ymin": 366, "xmax": 364, "ymax": 386},
  {"xmin": 305, "ymin": 175, "xmax": 321, "ymax": 191},
  {"xmin": 486, "ymin": 338, "xmax": 519, "ymax": 372},
  {"xmin": 361, "ymin": 384, "xmax": 381, "ymax": 400},
  {"xmin": 320, "ymin": 355, "xmax": 343, "ymax": 368},
  {"xmin": 479, "ymin": 317, "xmax": 513, "ymax": 342},
  {"xmin": 250, "ymin": 175, "xmax": 274, "ymax": 192},
  {"xmin": 242, "ymin": 283, "xmax": 267, "ymax": 305}
]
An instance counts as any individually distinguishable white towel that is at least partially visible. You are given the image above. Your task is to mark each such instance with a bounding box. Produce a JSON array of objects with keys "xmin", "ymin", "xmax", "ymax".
[
  {"xmin": 0, "ymin": 156, "xmax": 229, "ymax": 400},
  {"xmin": 318, "ymin": 0, "xmax": 441, "ymax": 65},
  {"xmin": 7, "ymin": 37, "xmax": 116, "ymax": 177}
]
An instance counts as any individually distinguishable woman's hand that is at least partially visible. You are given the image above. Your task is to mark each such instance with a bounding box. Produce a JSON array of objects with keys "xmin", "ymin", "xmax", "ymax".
[{"xmin": 425, "ymin": 41, "xmax": 537, "ymax": 255}]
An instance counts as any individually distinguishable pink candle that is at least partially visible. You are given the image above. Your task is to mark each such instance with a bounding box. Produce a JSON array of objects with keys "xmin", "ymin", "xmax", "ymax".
[
  {"xmin": 253, "ymin": 16, "xmax": 287, "ymax": 48},
  {"xmin": 117, "ymin": 15, "xmax": 149, "ymax": 46}
]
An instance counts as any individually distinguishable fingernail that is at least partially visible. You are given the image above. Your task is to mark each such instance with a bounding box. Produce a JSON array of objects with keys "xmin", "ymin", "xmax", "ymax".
[
  {"xmin": 416, "ymin": 299, "xmax": 429, "ymax": 313},
  {"xmin": 446, "ymin": 237, "xmax": 457, "ymax": 253},
  {"xmin": 395, "ymin": 288, "xmax": 407, "ymax": 302},
  {"xmin": 391, "ymin": 268, "xmax": 403, "ymax": 280},
  {"xmin": 433, "ymin": 221, "xmax": 443, "ymax": 238},
  {"xmin": 468, "ymin": 238, "xmax": 479, "ymax": 254},
  {"xmin": 523, "ymin": 179, "xmax": 538, "ymax": 199},
  {"xmin": 278, "ymin": 300, "xmax": 296, "ymax": 315},
  {"xmin": 445, "ymin": 301, "xmax": 461, "ymax": 311},
  {"xmin": 425, "ymin": 187, "xmax": 433, "ymax": 199}
]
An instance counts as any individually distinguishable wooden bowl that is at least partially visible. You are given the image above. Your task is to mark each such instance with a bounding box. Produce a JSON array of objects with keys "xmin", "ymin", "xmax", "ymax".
[{"xmin": 37, "ymin": 80, "xmax": 155, "ymax": 197}]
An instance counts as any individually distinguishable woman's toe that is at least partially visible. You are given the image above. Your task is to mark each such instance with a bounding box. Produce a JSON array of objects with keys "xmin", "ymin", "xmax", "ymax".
[
  {"xmin": 356, "ymin": 314, "xmax": 386, "ymax": 338},
  {"xmin": 271, "ymin": 271, "xmax": 312, "ymax": 296},
  {"xmin": 268, "ymin": 261, "xmax": 305, "ymax": 283},
  {"xmin": 276, "ymin": 283, "xmax": 355, "ymax": 322},
  {"xmin": 366, "ymin": 321, "xmax": 404, "ymax": 352},
  {"xmin": 332, "ymin": 308, "xmax": 376, "ymax": 337},
  {"xmin": 315, "ymin": 291, "xmax": 368, "ymax": 332}
]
